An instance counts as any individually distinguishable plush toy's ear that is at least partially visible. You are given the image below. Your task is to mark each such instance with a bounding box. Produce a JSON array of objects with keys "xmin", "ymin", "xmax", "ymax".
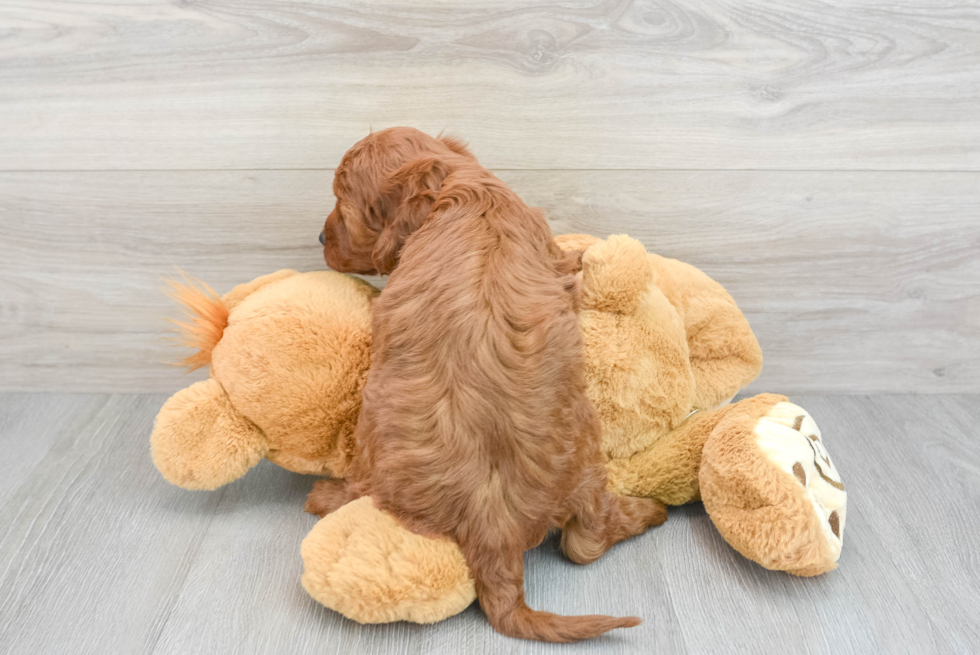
[
  {"xmin": 581, "ymin": 234, "xmax": 654, "ymax": 313},
  {"xmin": 554, "ymin": 233, "xmax": 602, "ymax": 253},
  {"xmin": 151, "ymin": 378, "xmax": 269, "ymax": 490},
  {"xmin": 371, "ymin": 157, "xmax": 450, "ymax": 275}
]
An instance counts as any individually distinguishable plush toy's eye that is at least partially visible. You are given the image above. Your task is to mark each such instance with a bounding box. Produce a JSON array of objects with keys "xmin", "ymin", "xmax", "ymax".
[
  {"xmin": 829, "ymin": 511, "xmax": 841, "ymax": 538},
  {"xmin": 792, "ymin": 462, "xmax": 807, "ymax": 486}
]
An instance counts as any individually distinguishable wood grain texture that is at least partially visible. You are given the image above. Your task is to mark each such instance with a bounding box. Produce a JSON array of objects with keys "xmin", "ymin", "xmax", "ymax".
[
  {"xmin": 2, "ymin": 169, "xmax": 977, "ymax": 394},
  {"xmin": 0, "ymin": 394, "xmax": 225, "ymax": 655},
  {"xmin": 1, "ymin": 393, "xmax": 978, "ymax": 654},
  {"xmin": 0, "ymin": 393, "xmax": 101, "ymax": 504},
  {"xmin": 1, "ymin": 1, "xmax": 978, "ymax": 170}
]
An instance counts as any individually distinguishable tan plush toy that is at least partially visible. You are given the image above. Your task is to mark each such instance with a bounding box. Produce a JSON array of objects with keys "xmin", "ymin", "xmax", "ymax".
[{"xmin": 151, "ymin": 235, "xmax": 846, "ymax": 627}]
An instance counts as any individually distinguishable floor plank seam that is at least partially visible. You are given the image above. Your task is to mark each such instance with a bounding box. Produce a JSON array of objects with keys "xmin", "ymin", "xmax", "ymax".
[{"xmin": 145, "ymin": 485, "xmax": 228, "ymax": 655}]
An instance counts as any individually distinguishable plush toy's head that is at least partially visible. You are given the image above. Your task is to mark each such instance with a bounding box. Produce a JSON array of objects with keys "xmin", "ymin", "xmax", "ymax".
[
  {"xmin": 556, "ymin": 234, "xmax": 764, "ymax": 462},
  {"xmin": 151, "ymin": 270, "xmax": 377, "ymax": 490},
  {"xmin": 700, "ymin": 397, "xmax": 847, "ymax": 576},
  {"xmin": 555, "ymin": 234, "xmax": 697, "ymax": 460}
]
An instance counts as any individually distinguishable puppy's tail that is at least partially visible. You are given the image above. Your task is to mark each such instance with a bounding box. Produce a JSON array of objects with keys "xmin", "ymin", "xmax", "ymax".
[
  {"xmin": 164, "ymin": 272, "xmax": 229, "ymax": 371},
  {"xmin": 466, "ymin": 542, "xmax": 640, "ymax": 643}
]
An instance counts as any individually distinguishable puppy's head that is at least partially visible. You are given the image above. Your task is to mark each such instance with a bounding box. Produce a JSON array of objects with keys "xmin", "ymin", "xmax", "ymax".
[{"xmin": 320, "ymin": 127, "xmax": 474, "ymax": 275}]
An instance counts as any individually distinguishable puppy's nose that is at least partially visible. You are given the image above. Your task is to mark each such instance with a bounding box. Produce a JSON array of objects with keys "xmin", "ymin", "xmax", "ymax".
[{"xmin": 319, "ymin": 231, "xmax": 326, "ymax": 246}]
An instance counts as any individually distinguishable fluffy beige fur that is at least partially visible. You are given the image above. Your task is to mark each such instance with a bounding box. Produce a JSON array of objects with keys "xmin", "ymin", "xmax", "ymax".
[
  {"xmin": 559, "ymin": 233, "xmax": 764, "ymax": 463},
  {"xmin": 700, "ymin": 396, "xmax": 847, "ymax": 577},
  {"xmin": 301, "ymin": 497, "xmax": 476, "ymax": 623},
  {"xmin": 151, "ymin": 270, "xmax": 377, "ymax": 489},
  {"xmin": 152, "ymin": 234, "xmax": 846, "ymax": 624}
]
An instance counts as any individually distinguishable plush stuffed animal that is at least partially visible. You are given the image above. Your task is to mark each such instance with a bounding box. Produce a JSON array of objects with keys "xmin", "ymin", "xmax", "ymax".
[{"xmin": 151, "ymin": 234, "xmax": 846, "ymax": 626}]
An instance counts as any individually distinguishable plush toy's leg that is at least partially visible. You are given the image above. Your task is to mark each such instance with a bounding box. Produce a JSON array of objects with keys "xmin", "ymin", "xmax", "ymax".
[
  {"xmin": 699, "ymin": 394, "xmax": 847, "ymax": 576},
  {"xmin": 151, "ymin": 378, "xmax": 269, "ymax": 490},
  {"xmin": 301, "ymin": 497, "xmax": 476, "ymax": 624},
  {"xmin": 560, "ymin": 467, "xmax": 667, "ymax": 565},
  {"xmin": 605, "ymin": 405, "xmax": 738, "ymax": 505},
  {"xmin": 305, "ymin": 477, "xmax": 361, "ymax": 517}
]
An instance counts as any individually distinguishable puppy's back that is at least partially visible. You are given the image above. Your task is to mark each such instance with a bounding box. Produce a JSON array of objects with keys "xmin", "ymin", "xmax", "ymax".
[{"xmin": 356, "ymin": 174, "xmax": 638, "ymax": 642}]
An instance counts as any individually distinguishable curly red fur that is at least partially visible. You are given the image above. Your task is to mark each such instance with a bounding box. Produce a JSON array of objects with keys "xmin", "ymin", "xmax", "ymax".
[{"xmin": 311, "ymin": 128, "xmax": 666, "ymax": 642}]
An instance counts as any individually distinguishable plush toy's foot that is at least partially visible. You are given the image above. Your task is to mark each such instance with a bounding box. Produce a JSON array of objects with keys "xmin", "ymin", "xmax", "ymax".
[
  {"xmin": 301, "ymin": 497, "xmax": 476, "ymax": 624},
  {"xmin": 700, "ymin": 394, "xmax": 847, "ymax": 577},
  {"xmin": 757, "ymin": 401, "xmax": 846, "ymax": 548}
]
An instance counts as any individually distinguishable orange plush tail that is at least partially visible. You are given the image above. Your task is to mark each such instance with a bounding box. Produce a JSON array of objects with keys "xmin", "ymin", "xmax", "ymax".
[{"xmin": 164, "ymin": 273, "xmax": 229, "ymax": 371}]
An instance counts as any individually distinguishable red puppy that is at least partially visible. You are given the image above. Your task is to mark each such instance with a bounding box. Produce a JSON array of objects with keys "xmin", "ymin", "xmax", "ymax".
[{"xmin": 308, "ymin": 128, "xmax": 666, "ymax": 642}]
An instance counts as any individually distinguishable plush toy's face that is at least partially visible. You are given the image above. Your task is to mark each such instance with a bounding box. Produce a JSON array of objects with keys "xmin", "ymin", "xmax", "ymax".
[
  {"xmin": 321, "ymin": 127, "xmax": 474, "ymax": 275},
  {"xmin": 755, "ymin": 405, "xmax": 847, "ymax": 557},
  {"xmin": 702, "ymin": 398, "xmax": 847, "ymax": 577}
]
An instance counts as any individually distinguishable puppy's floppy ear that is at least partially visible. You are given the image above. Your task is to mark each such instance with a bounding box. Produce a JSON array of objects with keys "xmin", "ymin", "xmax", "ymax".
[
  {"xmin": 372, "ymin": 156, "xmax": 450, "ymax": 274},
  {"xmin": 439, "ymin": 135, "xmax": 473, "ymax": 158}
]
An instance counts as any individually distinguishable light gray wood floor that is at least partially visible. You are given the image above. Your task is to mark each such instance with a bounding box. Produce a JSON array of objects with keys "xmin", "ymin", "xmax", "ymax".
[{"xmin": 1, "ymin": 393, "xmax": 978, "ymax": 654}]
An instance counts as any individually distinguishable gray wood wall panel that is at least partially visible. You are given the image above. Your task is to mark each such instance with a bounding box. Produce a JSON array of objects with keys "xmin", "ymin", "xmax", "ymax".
[
  {"xmin": 1, "ymin": 170, "xmax": 977, "ymax": 394},
  {"xmin": 1, "ymin": 1, "xmax": 978, "ymax": 171},
  {"xmin": 1, "ymin": 0, "xmax": 978, "ymax": 393},
  {"xmin": 2, "ymin": 393, "xmax": 978, "ymax": 654}
]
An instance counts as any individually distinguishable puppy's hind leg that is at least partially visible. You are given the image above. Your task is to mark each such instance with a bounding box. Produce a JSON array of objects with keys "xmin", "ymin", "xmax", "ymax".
[
  {"xmin": 305, "ymin": 478, "xmax": 360, "ymax": 518},
  {"xmin": 561, "ymin": 477, "xmax": 667, "ymax": 565}
]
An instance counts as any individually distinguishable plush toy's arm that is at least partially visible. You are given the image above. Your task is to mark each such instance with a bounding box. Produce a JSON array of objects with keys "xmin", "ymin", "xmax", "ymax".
[
  {"xmin": 605, "ymin": 406, "xmax": 731, "ymax": 505},
  {"xmin": 151, "ymin": 378, "xmax": 269, "ymax": 490},
  {"xmin": 649, "ymin": 256, "xmax": 763, "ymax": 410}
]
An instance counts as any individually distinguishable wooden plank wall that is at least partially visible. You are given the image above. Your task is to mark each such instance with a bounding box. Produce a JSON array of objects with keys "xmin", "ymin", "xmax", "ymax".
[{"xmin": 1, "ymin": 0, "xmax": 978, "ymax": 393}]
